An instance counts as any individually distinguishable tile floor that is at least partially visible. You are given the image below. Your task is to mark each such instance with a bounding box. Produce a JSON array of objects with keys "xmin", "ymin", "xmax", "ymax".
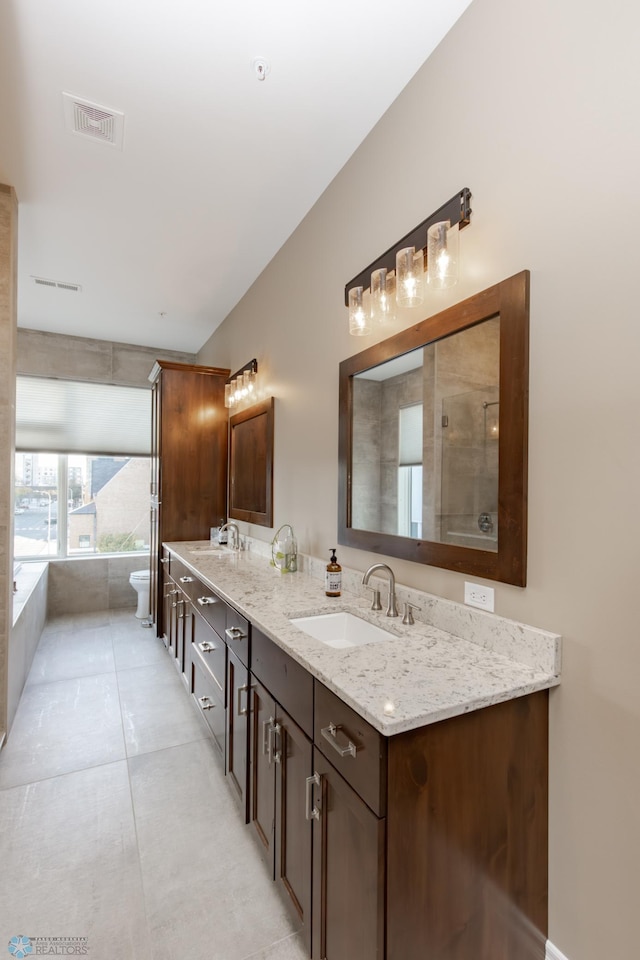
[{"xmin": 0, "ymin": 609, "xmax": 308, "ymax": 960}]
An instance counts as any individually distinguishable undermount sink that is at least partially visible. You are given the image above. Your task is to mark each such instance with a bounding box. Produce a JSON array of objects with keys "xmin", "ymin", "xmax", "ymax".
[{"xmin": 290, "ymin": 611, "xmax": 395, "ymax": 649}]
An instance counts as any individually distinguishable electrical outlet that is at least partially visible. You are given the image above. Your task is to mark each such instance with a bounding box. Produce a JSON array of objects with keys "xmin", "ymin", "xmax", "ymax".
[{"xmin": 464, "ymin": 581, "xmax": 495, "ymax": 612}]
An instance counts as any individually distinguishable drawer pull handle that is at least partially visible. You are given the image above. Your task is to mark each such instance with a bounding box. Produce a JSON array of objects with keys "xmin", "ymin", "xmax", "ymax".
[
  {"xmin": 267, "ymin": 721, "xmax": 281, "ymax": 765},
  {"xmin": 321, "ymin": 722, "xmax": 357, "ymax": 759},
  {"xmin": 262, "ymin": 718, "xmax": 273, "ymax": 756},
  {"xmin": 180, "ymin": 576, "xmax": 194, "ymax": 583},
  {"xmin": 198, "ymin": 641, "xmax": 216, "ymax": 653},
  {"xmin": 197, "ymin": 596, "xmax": 218, "ymax": 606},
  {"xmin": 172, "ymin": 598, "xmax": 184, "ymax": 619},
  {"xmin": 198, "ymin": 696, "xmax": 215, "ymax": 711},
  {"xmin": 305, "ymin": 772, "xmax": 321, "ymax": 820},
  {"xmin": 237, "ymin": 683, "xmax": 249, "ymax": 717},
  {"xmin": 159, "ymin": 557, "xmax": 169, "ymax": 564},
  {"xmin": 225, "ymin": 626, "xmax": 247, "ymax": 641}
]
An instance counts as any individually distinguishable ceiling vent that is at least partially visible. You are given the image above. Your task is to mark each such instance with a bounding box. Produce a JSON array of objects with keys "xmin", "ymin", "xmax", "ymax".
[
  {"xmin": 33, "ymin": 276, "xmax": 82, "ymax": 293},
  {"xmin": 62, "ymin": 93, "xmax": 124, "ymax": 149}
]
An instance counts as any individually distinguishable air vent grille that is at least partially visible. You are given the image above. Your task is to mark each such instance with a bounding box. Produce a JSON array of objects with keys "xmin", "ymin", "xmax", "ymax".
[
  {"xmin": 62, "ymin": 93, "xmax": 124, "ymax": 150},
  {"xmin": 33, "ymin": 276, "xmax": 82, "ymax": 293}
]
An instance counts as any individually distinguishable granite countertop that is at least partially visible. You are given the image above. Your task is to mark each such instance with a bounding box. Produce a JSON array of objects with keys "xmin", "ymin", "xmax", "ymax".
[{"xmin": 165, "ymin": 541, "xmax": 561, "ymax": 736}]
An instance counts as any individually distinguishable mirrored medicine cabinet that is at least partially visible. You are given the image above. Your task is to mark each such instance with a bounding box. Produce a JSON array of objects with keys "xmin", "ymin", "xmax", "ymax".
[{"xmin": 338, "ymin": 271, "xmax": 529, "ymax": 586}]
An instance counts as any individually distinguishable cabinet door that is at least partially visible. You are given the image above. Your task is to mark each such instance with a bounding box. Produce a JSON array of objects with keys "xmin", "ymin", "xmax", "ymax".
[
  {"xmin": 275, "ymin": 706, "xmax": 313, "ymax": 954},
  {"xmin": 250, "ymin": 677, "xmax": 276, "ymax": 871},
  {"xmin": 226, "ymin": 647, "xmax": 250, "ymax": 822},
  {"xmin": 311, "ymin": 751, "xmax": 385, "ymax": 960}
]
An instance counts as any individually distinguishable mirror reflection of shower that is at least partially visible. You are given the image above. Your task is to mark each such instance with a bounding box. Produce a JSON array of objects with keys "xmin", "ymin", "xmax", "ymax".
[{"xmin": 440, "ymin": 386, "xmax": 499, "ymax": 549}]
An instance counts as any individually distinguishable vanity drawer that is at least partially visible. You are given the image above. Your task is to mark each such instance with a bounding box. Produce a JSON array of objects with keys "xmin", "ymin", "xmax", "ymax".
[
  {"xmin": 192, "ymin": 655, "xmax": 225, "ymax": 755},
  {"xmin": 169, "ymin": 555, "xmax": 193, "ymax": 588},
  {"xmin": 252, "ymin": 626, "xmax": 313, "ymax": 738},
  {"xmin": 192, "ymin": 587, "xmax": 227, "ymax": 640},
  {"xmin": 314, "ymin": 682, "xmax": 387, "ymax": 817},
  {"xmin": 192, "ymin": 607, "xmax": 226, "ymax": 698},
  {"xmin": 225, "ymin": 607, "xmax": 250, "ymax": 668}
]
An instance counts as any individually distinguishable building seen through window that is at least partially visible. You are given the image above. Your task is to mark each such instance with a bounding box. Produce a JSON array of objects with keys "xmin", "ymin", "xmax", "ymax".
[{"xmin": 14, "ymin": 453, "xmax": 150, "ymax": 559}]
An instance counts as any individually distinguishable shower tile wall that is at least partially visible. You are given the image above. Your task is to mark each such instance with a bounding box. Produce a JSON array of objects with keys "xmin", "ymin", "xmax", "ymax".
[{"xmin": 351, "ymin": 379, "xmax": 382, "ymax": 531}]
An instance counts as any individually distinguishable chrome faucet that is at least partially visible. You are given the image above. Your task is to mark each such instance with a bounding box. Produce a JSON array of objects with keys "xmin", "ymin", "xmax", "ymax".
[
  {"xmin": 219, "ymin": 521, "xmax": 240, "ymax": 549},
  {"xmin": 362, "ymin": 563, "xmax": 399, "ymax": 618}
]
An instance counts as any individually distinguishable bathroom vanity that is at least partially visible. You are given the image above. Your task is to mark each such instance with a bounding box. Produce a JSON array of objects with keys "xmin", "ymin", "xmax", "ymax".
[{"xmin": 161, "ymin": 540, "xmax": 560, "ymax": 960}]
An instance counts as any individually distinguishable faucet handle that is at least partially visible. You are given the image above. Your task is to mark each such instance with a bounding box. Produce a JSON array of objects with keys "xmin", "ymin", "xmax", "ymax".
[
  {"xmin": 402, "ymin": 602, "xmax": 421, "ymax": 625},
  {"xmin": 367, "ymin": 587, "xmax": 382, "ymax": 611}
]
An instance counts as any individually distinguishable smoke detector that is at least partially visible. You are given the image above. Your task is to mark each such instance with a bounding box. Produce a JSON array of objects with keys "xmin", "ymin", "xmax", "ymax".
[{"xmin": 62, "ymin": 93, "xmax": 124, "ymax": 149}]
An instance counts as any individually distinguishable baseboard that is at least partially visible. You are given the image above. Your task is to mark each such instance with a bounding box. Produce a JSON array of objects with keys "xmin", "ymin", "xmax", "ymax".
[{"xmin": 547, "ymin": 940, "xmax": 570, "ymax": 960}]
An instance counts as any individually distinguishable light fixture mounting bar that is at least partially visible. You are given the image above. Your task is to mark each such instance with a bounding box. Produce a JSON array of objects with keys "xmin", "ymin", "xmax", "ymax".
[
  {"xmin": 226, "ymin": 358, "xmax": 257, "ymax": 385},
  {"xmin": 344, "ymin": 187, "xmax": 471, "ymax": 305}
]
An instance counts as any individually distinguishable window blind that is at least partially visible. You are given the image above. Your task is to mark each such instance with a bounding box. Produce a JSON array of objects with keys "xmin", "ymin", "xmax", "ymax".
[
  {"xmin": 398, "ymin": 403, "xmax": 423, "ymax": 466},
  {"xmin": 16, "ymin": 376, "xmax": 151, "ymax": 456}
]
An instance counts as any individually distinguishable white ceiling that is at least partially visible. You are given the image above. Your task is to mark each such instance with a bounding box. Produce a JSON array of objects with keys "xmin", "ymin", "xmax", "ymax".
[{"xmin": 0, "ymin": 0, "xmax": 472, "ymax": 353}]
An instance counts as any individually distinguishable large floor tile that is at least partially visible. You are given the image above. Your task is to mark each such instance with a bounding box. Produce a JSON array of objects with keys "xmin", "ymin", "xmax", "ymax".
[
  {"xmin": 0, "ymin": 674, "xmax": 125, "ymax": 789},
  {"xmin": 42, "ymin": 610, "xmax": 111, "ymax": 636},
  {"xmin": 0, "ymin": 762, "xmax": 151, "ymax": 960},
  {"xmin": 117, "ymin": 658, "xmax": 210, "ymax": 756},
  {"xmin": 130, "ymin": 740, "xmax": 301, "ymax": 960},
  {"xmin": 111, "ymin": 618, "xmax": 167, "ymax": 671},
  {"xmin": 27, "ymin": 624, "xmax": 116, "ymax": 684},
  {"xmin": 242, "ymin": 933, "xmax": 308, "ymax": 960}
]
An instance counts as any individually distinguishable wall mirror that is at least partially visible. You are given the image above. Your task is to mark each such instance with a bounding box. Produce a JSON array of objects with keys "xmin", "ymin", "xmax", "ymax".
[
  {"xmin": 229, "ymin": 397, "xmax": 274, "ymax": 527},
  {"xmin": 338, "ymin": 271, "xmax": 529, "ymax": 585}
]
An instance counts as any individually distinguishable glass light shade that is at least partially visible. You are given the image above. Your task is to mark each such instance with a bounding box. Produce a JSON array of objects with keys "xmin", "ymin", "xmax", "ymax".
[
  {"xmin": 349, "ymin": 286, "xmax": 370, "ymax": 336},
  {"xmin": 427, "ymin": 220, "xmax": 459, "ymax": 289},
  {"xmin": 243, "ymin": 369, "xmax": 256, "ymax": 398},
  {"xmin": 370, "ymin": 268, "xmax": 396, "ymax": 325},
  {"xmin": 395, "ymin": 247, "xmax": 424, "ymax": 307},
  {"xmin": 224, "ymin": 383, "xmax": 232, "ymax": 408}
]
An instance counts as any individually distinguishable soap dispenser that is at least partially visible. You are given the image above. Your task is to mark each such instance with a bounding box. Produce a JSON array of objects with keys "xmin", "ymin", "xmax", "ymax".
[{"xmin": 325, "ymin": 549, "xmax": 342, "ymax": 597}]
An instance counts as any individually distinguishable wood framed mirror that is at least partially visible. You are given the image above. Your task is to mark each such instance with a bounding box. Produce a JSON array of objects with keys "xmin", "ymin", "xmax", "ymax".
[
  {"xmin": 229, "ymin": 397, "xmax": 274, "ymax": 527},
  {"xmin": 338, "ymin": 271, "xmax": 529, "ymax": 586}
]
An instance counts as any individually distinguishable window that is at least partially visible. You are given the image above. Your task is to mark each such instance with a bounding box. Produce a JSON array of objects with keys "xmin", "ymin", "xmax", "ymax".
[
  {"xmin": 15, "ymin": 376, "xmax": 152, "ymax": 560},
  {"xmin": 398, "ymin": 403, "xmax": 423, "ymax": 539},
  {"xmin": 14, "ymin": 454, "xmax": 151, "ymax": 559}
]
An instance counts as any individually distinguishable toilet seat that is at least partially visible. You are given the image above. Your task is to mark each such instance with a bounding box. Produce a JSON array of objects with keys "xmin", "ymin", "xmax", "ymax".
[{"xmin": 130, "ymin": 569, "xmax": 150, "ymax": 581}]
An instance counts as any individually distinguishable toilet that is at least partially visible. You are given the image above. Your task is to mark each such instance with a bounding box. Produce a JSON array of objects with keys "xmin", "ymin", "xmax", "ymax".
[{"xmin": 129, "ymin": 568, "xmax": 151, "ymax": 619}]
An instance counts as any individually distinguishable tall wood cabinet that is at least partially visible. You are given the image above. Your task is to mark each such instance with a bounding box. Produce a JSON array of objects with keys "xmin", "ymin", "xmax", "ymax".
[{"xmin": 149, "ymin": 361, "xmax": 229, "ymax": 635}]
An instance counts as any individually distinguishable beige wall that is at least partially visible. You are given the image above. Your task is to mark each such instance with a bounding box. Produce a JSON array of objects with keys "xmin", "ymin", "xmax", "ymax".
[
  {"xmin": 0, "ymin": 184, "xmax": 18, "ymax": 743},
  {"xmin": 196, "ymin": 0, "xmax": 640, "ymax": 956}
]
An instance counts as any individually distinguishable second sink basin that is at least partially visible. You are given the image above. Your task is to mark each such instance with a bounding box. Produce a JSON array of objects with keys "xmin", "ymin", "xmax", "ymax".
[{"xmin": 290, "ymin": 612, "xmax": 395, "ymax": 649}]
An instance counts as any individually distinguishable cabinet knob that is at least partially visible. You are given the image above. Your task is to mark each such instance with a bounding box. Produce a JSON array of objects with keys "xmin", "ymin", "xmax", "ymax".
[
  {"xmin": 198, "ymin": 641, "xmax": 216, "ymax": 653},
  {"xmin": 180, "ymin": 576, "xmax": 194, "ymax": 583},
  {"xmin": 225, "ymin": 626, "xmax": 247, "ymax": 641},
  {"xmin": 197, "ymin": 596, "xmax": 218, "ymax": 606},
  {"xmin": 198, "ymin": 696, "xmax": 215, "ymax": 711}
]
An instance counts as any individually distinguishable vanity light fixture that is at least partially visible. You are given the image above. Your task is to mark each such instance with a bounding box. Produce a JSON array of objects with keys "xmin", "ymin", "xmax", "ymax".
[
  {"xmin": 345, "ymin": 187, "xmax": 472, "ymax": 335},
  {"xmin": 224, "ymin": 358, "xmax": 258, "ymax": 409},
  {"xmin": 396, "ymin": 247, "xmax": 424, "ymax": 307},
  {"xmin": 348, "ymin": 286, "xmax": 369, "ymax": 336},
  {"xmin": 370, "ymin": 267, "xmax": 396, "ymax": 325}
]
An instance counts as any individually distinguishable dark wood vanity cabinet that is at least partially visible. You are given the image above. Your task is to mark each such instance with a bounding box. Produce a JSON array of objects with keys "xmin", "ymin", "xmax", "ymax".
[
  {"xmin": 310, "ymin": 749, "xmax": 385, "ymax": 960},
  {"xmin": 149, "ymin": 360, "xmax": 230, "ymax": 635},
  {"xmin": 249, "ymin": 633, "xmax": 315, "ymax": 953},
  {"xmin": 162, "ymin": 549, "xmax": 549, "ymax": 960}
]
